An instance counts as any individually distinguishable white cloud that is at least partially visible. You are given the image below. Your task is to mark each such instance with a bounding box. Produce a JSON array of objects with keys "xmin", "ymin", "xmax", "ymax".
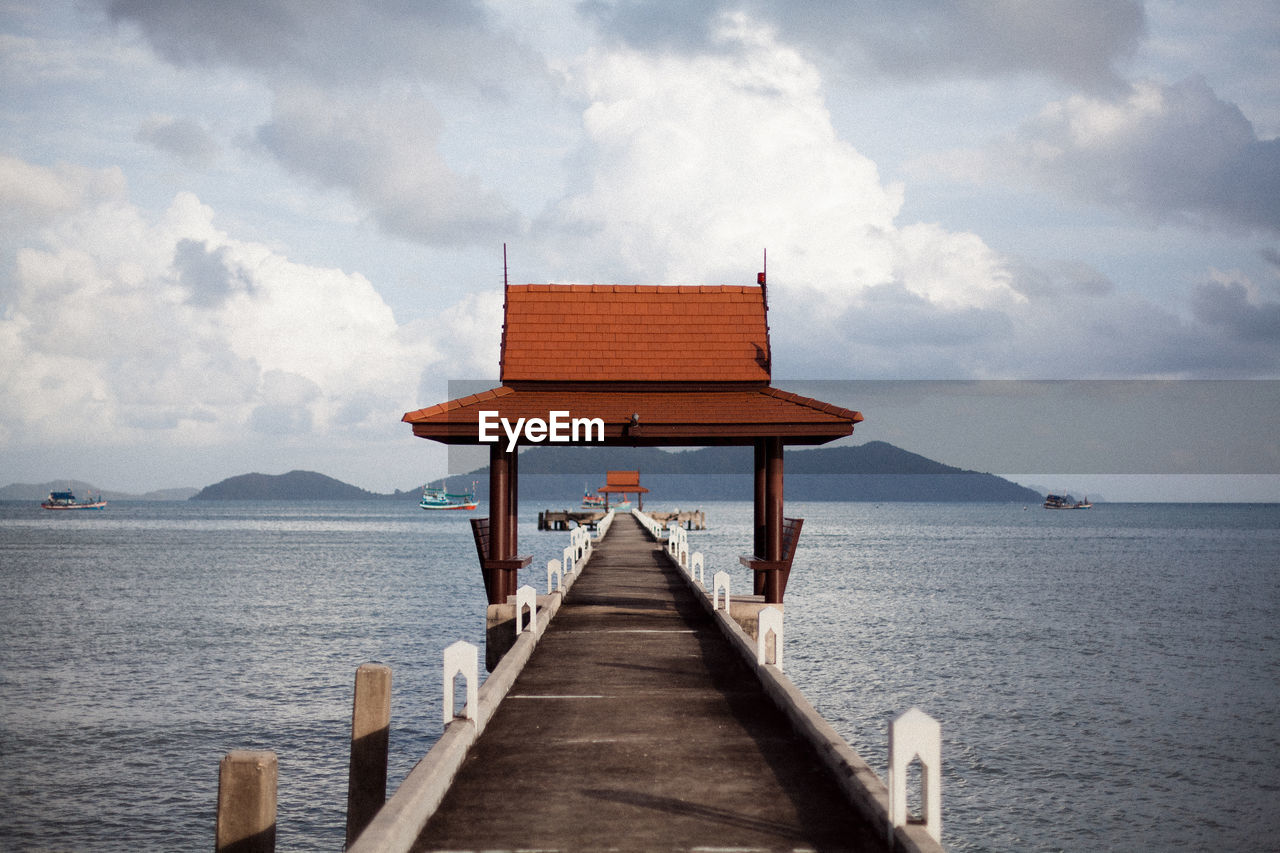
[
  {"xmin": 0, "ymin": 163, "xmax": 442, "ymax": 451},
  {"xmin": 580, "ymin": 0, "xmax": 1146, "ymax": 90},
  {"xmin": 0, "ymin": 155, "xmax": 127, "ymax": 231},
  {"xmin": 257, "ymin": 84, "xmax": 522, "ymax": 246},
  {"xmin": 542, "ymin": 13, "xmax": 1021, "ymax": 314},
  {"xmin": 949, "ymin": 77, "xmax": 1280, "ymax": 233}
]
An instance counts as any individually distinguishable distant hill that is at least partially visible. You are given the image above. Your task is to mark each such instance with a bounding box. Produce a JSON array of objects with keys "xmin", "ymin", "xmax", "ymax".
[
  {"xmin": 189, "ymin": 470, "xmax": 385, "ymax": 501},
  {"xmin": 0, "ymin": 480, "xmax": 197, "ymax": 501},
  {"xmin": 6, "ymin": 442, "xmax": 1043, "ymax": 504},
  {"xmin": 455, "ymin": 441, "xmax": 1042, "ymax": 503}
]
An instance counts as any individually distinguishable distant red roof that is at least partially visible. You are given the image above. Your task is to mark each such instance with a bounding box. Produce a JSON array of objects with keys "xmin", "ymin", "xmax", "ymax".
[
  {"xmin": 501, "ymin": 284, "xmax": 770, "ymax": 384},
  {"xmin": 599, "ymin": 470, "xmax": 648, "ymax": 494}
]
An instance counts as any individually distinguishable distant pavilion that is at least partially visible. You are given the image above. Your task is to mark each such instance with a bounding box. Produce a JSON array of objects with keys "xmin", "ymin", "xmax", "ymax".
[
  {"xmin": 402, "ymin": 283, "xmax": 863, "ymax": 604},
  {"xmin": 597, "ymin": 470, "xmax": 649, "ymax": 510}
]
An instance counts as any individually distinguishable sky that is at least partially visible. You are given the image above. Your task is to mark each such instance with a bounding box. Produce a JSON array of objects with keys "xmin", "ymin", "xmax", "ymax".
[{"xmin": 2, "ymin": 1, "xmax": 1278, "ymax": 498}]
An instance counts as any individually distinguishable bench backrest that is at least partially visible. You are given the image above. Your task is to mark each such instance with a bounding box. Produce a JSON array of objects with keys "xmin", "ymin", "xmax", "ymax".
[
  {"xmin": 470, "ymin": 517, "xmax": 491, "ymax": 563},
  {"xmin": 779, "ymin": 517, "xmax": 803, "ymax": 565}
]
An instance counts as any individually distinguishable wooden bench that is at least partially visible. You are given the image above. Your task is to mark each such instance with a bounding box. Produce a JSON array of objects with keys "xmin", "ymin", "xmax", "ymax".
[
  {"xmin": 739, "ymin": 517, "xmax": 803, "ymax": 604},
  {"xmin": 470, "ymin": 517, "xmax": 532, "ymax": 605}
]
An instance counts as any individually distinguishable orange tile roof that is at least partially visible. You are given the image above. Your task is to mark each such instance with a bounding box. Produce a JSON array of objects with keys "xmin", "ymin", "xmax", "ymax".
[
  {"xmin": 402, "ymin": 386, "xmax": 863, "ymax": 446},
  {"xmin": 600, "ymin": 470, "xmax": 648, "ymax": 493},
  {"xmin": 500, "ymin": 284, "xmax": 770, "ymax": 383}
]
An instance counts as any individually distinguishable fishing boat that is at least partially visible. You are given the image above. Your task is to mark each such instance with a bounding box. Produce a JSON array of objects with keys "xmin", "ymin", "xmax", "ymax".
[
  {"xmin": 41, "ymin": 490, "xmax": 107, "ymax": 510},
  {"xmin": 1044, "ymin": 493, "xmax": 1092, "ymax": 509},
  {"xmin": 581, "ymin": 487, "xmax": 606, "ymax": 510},
  {"xmin": 419, "ymin": 482, "xmax": 478, "ymax": 511}
]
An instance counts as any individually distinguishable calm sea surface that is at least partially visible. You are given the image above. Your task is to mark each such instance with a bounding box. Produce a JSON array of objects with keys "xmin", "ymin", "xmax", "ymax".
[{"xmin": 1, "ymin": 500, "xmax": 1277, "ymax": 851}]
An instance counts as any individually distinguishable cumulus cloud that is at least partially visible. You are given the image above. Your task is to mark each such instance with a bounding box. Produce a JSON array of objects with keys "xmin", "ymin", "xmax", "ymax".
[
  {"xmin": 967, "ymin": 77, "xmax": 1280, "ymax": 233},
  {"xmin": 0, "ymin": 155, "xmax": 126, "ymax": 232},
  {"xmin": 0, "ymin": 161, "xmax": 441, "ymax": 449},
  {"xmin": 257, "ymin": 85, "xmax": 522, "ymax": 246},
  {"xmin": 541, "ymin": 14, "xmax": 1021, "ymax": 317},
  {"xmin": 579, "ymin": 0, "xmax": 1145, "ymax": 89},
  {"xmin": 136, "ymin": 115, "xmax": 220, "ymax": 167},
  {"xmin": 105, "ymin": 0, "xmax": 537, "ymax": 90},
  {"xmin": 1192, "ymin": 273, "xmax": 1280, "ymax": 343}
]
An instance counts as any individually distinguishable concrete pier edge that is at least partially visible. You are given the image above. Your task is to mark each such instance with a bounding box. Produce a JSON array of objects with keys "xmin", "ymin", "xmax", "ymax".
[
  {"xmin": 668, "ymin": 542, "xmax": 944, "ymax": 853},
  {"xmin": 347, "ymin": 588, "xmax": 564, "ymax": 852}
]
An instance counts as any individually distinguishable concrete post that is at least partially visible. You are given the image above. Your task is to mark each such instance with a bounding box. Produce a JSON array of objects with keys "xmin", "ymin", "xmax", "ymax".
[
  {"xmin": 443, "ymin": 641, "xmax": 478, "ymax": 723},
  {"xmin": 345, "ymin": 663, "xmax": 391, "ymax": 848},
  {"xmin": 888, "ymin": 707, "xmax": 942, "ymax": 844},
  {"xmin": 215, "ymin": 749, "xmax": 277, "ymax": 853},
  {"xmin": 713, "ymin": 570, "xmax": 731, "ymax": 612}
]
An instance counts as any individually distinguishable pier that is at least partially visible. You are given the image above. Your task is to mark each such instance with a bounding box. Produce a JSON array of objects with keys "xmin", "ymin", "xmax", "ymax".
[
  {"xmin": 342, "ymin": 510, "xmax": 942, "ymax": 852},
  {"xmin": 214, "ymin": 283, "xmax": 950, "ymax": 850}
]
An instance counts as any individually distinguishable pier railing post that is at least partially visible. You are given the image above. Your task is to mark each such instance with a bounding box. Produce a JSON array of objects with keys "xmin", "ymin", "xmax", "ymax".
[
  {"xmin": 713, "ymin": 570, "xmax": 731, "ymax": 612},
  {"xmin": 216, "ymin": 749, "xmax": 277, "ymax": 853},
  {"xmin": 547, "ymin": 558, "xmax": 563, "ymax": 594},
  {"xmin": 345, "ymin": 663, "xmax": 391, "ymax": 848},
  {"xmin": 690, "ymin": 551, "xmax": 705, "ymax": 585},
  {"xmin": 443, "ymin": 641, "xmax": 479, "ymax": 723},
  {"xmin": 888, "ymin": 707, "xmax": 942, "ymax": 845},
  {"xmin": 515, "ymin": 585, "xmax": 536, "ymax": 635},
  {"xmin": 756, "ymin": 606, "xmax": 783, "ymax": 670}
]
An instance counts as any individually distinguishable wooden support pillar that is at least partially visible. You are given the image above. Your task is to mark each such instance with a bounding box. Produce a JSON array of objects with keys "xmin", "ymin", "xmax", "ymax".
[
  {"xmin": 753, "ymin": 440, "xmax": 767, "ymax": 594},
  {"xmin": 216, "ymin": 750, "xmax": 277, "ymax": 853},
  {"xmin": 765, "ymin": 437, "xmax": 784, "ymax": 563},
  {"xmin": 507, "ymin": 447, "xmax": 519, "ymax": 587},
  {"xmin": 487, "ymin": 444, "xmax": 509, "ymax": 605},
  {"xmin": 345, "ymin": 663, "xmax": 391, "ymax": 848}
]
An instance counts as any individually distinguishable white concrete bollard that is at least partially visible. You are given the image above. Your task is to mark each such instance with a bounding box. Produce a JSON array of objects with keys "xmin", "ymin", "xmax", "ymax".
[
  {"xmin": 515, "ymin": 584, "xmax": 536, "ymax": 635},
  {"xmin": 547, "ymin": 558, "xmax": 563, "ymax": 594},
  {"xmin": 713, "ymin": 570, "xmax": 731, "ymax": 612},
  {"xmin": 756, "ymin": 606, "xmax": 783, "ymax": 670},
  {"xmin": 690, "ymin": 551, "xmax": 705, "ymax": 585},
  {"xmin": 443, "ymin": 641, "xmax": 478, "ymax": 723},
  {"xmin": 888, "ymin": 707, "xmax": 942, "ymax": 844},
  {"xmin": 562, "ymin": 545, "xmax": 575, "ymax": 577}
]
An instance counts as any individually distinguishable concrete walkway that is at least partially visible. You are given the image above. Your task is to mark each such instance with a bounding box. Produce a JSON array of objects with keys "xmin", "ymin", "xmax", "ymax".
[{"xmin": 411, "ymin": 513, "xmax": 887, "ymax": 852}]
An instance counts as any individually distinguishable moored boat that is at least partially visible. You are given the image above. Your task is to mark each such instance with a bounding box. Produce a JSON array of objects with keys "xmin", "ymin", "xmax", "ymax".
[
  {"xmin": 41, "ymin": 490, "xmax": 107, "ymax": 510},
  {"xmin": 1044, "ymin": 493, "xmax": 1092, "ymax": 509},
  {"xmin": 581, "ymin": 487, "xmax": 606, "ymax": 510},
  {"xmin": 419, "ymin": 482, "xmax": 478, "ymax": 510}
]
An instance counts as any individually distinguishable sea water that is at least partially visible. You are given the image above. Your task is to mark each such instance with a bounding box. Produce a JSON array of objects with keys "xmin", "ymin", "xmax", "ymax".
[{"xmin": 0, "ymin": 500, "xmax": 1277, "ymax": 851}]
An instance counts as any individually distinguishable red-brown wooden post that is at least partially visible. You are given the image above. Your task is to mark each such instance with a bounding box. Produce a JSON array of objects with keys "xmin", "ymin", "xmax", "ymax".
[
  {"xmin": 764, "ymin": 437, "xmax": 784, "ymax": 603},
  {"xmin": 488, "ymin": 444, "xmax": 509, "ymax": 605},
  {"xmin": 506, "ymin": 447, "xmax": 519, "ymax": 601},
  {"xmin": 753, "ymin": 439, "xmax": 767, "ymax": 594}
]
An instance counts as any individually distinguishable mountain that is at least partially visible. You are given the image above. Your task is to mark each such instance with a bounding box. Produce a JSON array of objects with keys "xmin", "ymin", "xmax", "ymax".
[
  {"xmin": 453, "ymin": 441, "xmax": 1042, "ymax": 503},
  {"xmin": 0, "ymin": 480, "xmax": 198, "ymax": 501},
  {"xmin": 6, "ymin": 442, "xmax": 1042, "ymax": 504},
  {"xmin": 190, "ymin": 470, "xmax": 386, "ymax": 501}
]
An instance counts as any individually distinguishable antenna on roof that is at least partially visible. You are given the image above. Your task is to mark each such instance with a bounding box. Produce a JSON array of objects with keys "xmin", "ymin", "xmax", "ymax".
[
  {"xmin": 757, "ymin": 248, "xmax": 767, "ymax": 308},
  {"xmin": 503, "ymin": 243, "xmax": 508, "ymax": 287}
]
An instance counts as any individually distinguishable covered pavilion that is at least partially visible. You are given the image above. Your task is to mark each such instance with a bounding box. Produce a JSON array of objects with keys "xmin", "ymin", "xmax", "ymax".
[
  {"xmin": 402, "ymin": 282, "xmax": 862, "ymax": 605},
  {"xmin": 597, "ymin": 470, "xmax": 648, "ymax": 510}
]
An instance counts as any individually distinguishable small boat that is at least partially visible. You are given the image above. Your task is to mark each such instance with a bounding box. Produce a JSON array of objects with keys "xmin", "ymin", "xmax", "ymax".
[
  {"xmin": 581, "ymin": 487, "xmax": 606, "ymax": 510},
  {"xmin": 41, "ymin": 490, "xmax": 107, "ymax": 510},
  {"xmin": 1044, "ymin": 493, "xmax": 1091, "ymax": 509},
  {"xmin": 419, "ymin": 482, "xmax": 477, "ymax": 511}
]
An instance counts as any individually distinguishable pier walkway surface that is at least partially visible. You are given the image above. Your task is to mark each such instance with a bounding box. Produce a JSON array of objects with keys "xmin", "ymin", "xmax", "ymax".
[{"xmin": 410, "ymin": 513, "xmax": 887, "ymax": 852}]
